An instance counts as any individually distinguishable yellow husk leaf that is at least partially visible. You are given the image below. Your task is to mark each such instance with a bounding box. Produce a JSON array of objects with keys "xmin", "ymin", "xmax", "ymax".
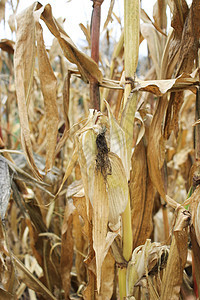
[
  {"xmin": 93, "ymin": 171, "xmax": 109, "ymax": 293},
  {"xmin": 107, "ymin": 152, "xmax": 129, "ymax": 225}
]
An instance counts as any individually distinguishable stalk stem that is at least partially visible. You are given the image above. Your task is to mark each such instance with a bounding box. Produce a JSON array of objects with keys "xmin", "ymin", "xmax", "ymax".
[{"xmin": 90, "ymin": 0, "xmax": 103, "ymax": 110}]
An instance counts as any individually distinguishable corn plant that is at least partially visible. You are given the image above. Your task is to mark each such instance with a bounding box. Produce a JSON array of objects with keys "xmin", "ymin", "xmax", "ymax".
[{"xmin": 0, "ymin": 0, "xmax": 200, "ymax": 299}]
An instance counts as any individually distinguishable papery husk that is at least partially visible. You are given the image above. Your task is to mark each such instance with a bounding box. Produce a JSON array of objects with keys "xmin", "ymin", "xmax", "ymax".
[{"xmin": 126, "ymin": 239, "xmax": 169, "ymax": 297}]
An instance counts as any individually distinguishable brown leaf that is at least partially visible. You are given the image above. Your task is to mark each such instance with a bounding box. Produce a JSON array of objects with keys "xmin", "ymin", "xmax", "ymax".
[
  {"xmin": 169, "ymin": 0, "xmax": 189, "ymax": 36},
  {"xmin": 0, "ymin": 39, "xmax": 14, "ymax": 54},
  {"xmin": 62, "ymin": 71, "xmax": 70, "ymax": 132},
  {"xmin": 164, "ymin": 0, "xmax": 189, "ymax": 78},
  {"xmin": 164, "ymin": 91, "xmax": 184, "ymax": 139},
  {"xmin": 147, "ymin": 96, "xmax": 168, "ymax": 200},
  {"xmin": 61, "ymin": 201, "xmax": 75, "ymax": 299},
  {"xmin": 174, "ymin": 0, "xmax": 200, "ymax": 76},
  {"xmin": 73, "ymin": 196, "xmax": 90, "ymax": 238},
  {"xmin": 14, "ymin": 3, "xmax": 42, "ymax": 179},
  {"xmin": 0, "ymin": 0, "xmax": 5, "ymax": 23},
  {"xmin": 160, "ymin": 207, "xmax": 190, "ymax": 299},
  {"xmin": 134, "ymin": 73, "xmax": 198, "ymax": 96},
  {"xmin": 79, "ymin": 23, "xmax": 91, "ymax": 47},
  {"xmin": 40, "ymin": 3, "xmax": 102, "ymax": 83},
  {"xmin": 153, "ymin": 0, "xmax": 167, "ymax": 30},
  {"xmin": 130, "ymin": 139, "xmax": 156, "ymax": 249},
  {"xmin": 12, "ymin": 253, "xmax": 57, "ymax": 300},
  {"xmin": 34, "ymin": 10, "xmax": 59, "ymax": 172}
]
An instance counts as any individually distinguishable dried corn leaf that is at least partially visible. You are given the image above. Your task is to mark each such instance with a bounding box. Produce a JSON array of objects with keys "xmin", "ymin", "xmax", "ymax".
[
  {"xmin": 147, "ymin": 96, "xmax": 168, "ymax": 200},
  {"xmin": 61, "ymin": 201, "xmax": 75, "ymax": 299},
  {"xmin": 0, "ymin": 289, "xmax": 14, "ymax": 300},
  {"xmin": 39, "ymin": 3, "xmax": 102, "ymax": 83},
  {"xmin": 55, "ymin": 147, "xmax": 78, "ymax": 198},
  {"xmin": 96, "ymin": 250, "xmax": 115, "ymax": 299},
  {"xmin": 160, "ymin": 207, "xmax": 190, "ymax": 299},
  {"xmin": 0, "ymin": 0, "xmax": 5, "ymax": 23},
  {"xmin": 14, "ymin": 3, "xmax": 42, "ymax": 179},
  {"xmin": 174, "ymin": 0, "xmax": 200, "ymax": 76},
  {"xmin": 130, "ymin": 140, "xmax": 156, "ymax": 249},
  {"xmin": 134, "ymin": 73, "xmax": 198, "ymax": 96},
  {"xmin": 153, "ymin": 0, "xmax": 167, "ymax": 31},
  {"xmin": 79, "ymin": 23, "xmax": 91, "ymax": 47},
  {"xmin": 126, "ymin": 239, "xmax": 169, "ymax": 296},
  {"xmin": 62, "ymin": 71, "xmax": 70, "ymax": 131},
  {"xmin": 0, "ymin": 39, "xmax": 14, "ymax": 54},
  {"xmin": 103, "ymin": 0, "xmax": 115, "ymax": 31},
  {"xmin": 12, "ymin": 253, "xmax": 56, "ymax": 300},
  {"xmin": 34, "ymin": 10, "xmax": 59, "ymax": 172},
  {"xmin": 73, "ymin": 196, "xmax": 90, "ymax": 239},
  {"xmin": 140, "ymin": 23, "xmax": 164, "ymax": 78},
  {"xmin": 140, "ymin": 8, "xmax": 167, "ymax": 37},
  {"xmin": 164, "ymin": 91, "xmax": 184, "ymax": 139},
  {"xmin": 169, "ymin": 0, "xmax": 189, "ymax": 36}
]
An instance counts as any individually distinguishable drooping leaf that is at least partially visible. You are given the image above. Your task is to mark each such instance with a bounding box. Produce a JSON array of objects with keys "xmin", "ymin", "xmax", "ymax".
[
  {"xmin": 14, "ymin": 3, "xmax": 42, "ymax": 179},
  {"xmin": 34, "ymin": 9, "xmax": 59, "ymax": 172},
  {"xmin": 134, "ymin": 73, "xmax": 198, "ymax": 96},
  {"xmin": 12, "ymin": 253, "xmax": 57, "ymax": 300},
  {"xmin": 130, "ymin": 139, "xmax": 156, "ymax": 249},
  {"xmin": 39, "ymin": 3, "xmax": 102, "ymax": 83}
]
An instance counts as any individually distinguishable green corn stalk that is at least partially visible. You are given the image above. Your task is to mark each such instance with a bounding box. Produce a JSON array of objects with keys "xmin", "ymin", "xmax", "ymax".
[{"xmin": 118, "ymin": 0, "xmax": 140, "ymax": 298}]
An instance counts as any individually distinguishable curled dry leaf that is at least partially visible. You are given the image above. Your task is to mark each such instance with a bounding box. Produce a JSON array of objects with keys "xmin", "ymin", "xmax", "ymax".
[
  {"xmin": 126, "ymin": 239, "xmax": 169, "ymax": 297},
  {"xmin": 134, "ymin": 73, "xmax": 198, "ymax": 96},
  {"xmin": 14, "ymin": 3, "xmax": 42, "ymax": 179},
  {"xmin": 140, "ymin": 22, "xmax": 165, "ymax": 78},
  {"xmin": 12, "ymin": 253, "xmax": 57, "ymax": 300},
  {"xmin": 39, "ymin": 3, "xmax": 102, "ymax": 83}
]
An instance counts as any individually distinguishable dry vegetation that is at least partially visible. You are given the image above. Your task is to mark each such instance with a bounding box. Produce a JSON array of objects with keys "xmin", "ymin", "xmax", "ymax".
[{"xmin": 0, "ymin": 0, "xmax": 200, "ymax": 299}]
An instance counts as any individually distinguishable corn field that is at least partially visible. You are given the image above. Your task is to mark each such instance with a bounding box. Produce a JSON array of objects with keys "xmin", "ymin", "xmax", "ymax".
[{"xmin": 0, "ymin": 0, "xmax": 200, "ymax": 299}]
